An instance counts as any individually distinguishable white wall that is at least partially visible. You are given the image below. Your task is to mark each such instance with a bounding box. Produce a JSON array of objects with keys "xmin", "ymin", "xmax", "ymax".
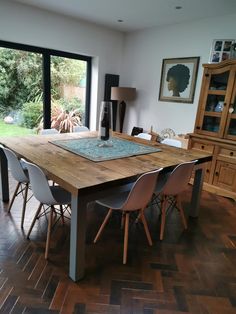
[
  {"xmin": 121, "ymin": 14, "xmax": 236, "ymax": 135},
  {"xmin": 0, "ymin": 0, "xmax": 124, "ymax": 130}
]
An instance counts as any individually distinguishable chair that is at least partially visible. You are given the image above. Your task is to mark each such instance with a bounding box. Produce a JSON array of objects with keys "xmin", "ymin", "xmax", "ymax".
[
  {"xmin": 153, "ymin": 160, "xmax": 197, "ymax": 240},
  {"xmin": 40, "ymin": 128, "xmax": 59, "ymax": 135},
  {"xmin": 0, "ymin": 145, "xmax": 30, "ymax": 228},
  {"xmin": 72, "ymin": 125, "xmax": 89, "ymax": 132},
  {"xmin": 23, "ymin": 160, "xmax": 71, "ymax": 259},
  {"xmin": 161, "ymin": 138, "xmax": 182, "ymax": 148},
  {"xmin": 134, "ymin": 133, "xmax": 152, "ymax": 140},
  {"xmin": 93, "ymin": 167, "xmax": 163, "ymax": 264}
]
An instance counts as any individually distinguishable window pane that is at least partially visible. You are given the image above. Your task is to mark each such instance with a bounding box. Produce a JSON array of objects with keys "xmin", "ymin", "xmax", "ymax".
[
  {"xmin": 202, "ymin": 116, "xmax": 221, "ymax": 132},
  {"xmin": 0, "ymin": 47, "xmax": 43, "ymax": 136},
  {"xmin": 50, "ymin": 56, "xmax": 87, "ymax": 133}
]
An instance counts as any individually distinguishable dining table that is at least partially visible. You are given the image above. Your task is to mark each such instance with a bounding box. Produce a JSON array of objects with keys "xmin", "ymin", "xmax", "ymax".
[{"xmin": 0, "ymin": 131, "xmax": 212, "ymax": 281}]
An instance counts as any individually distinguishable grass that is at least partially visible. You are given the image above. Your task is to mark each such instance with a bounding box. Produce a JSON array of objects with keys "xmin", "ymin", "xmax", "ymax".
[{"xmin": 0, "ymin": 120, "xmax": 36, "ymax": 136}]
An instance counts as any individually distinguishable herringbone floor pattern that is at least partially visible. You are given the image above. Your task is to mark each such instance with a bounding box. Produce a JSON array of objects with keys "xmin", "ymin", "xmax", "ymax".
[{"xmin": 0, "ymin": 173, "xmax": 236, "ymax": 313}]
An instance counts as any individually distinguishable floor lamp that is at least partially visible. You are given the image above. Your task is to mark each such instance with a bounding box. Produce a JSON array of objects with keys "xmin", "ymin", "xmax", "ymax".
[{"xmin": 111, "ymin": 87, "xmax": 136, "ymax": 133}]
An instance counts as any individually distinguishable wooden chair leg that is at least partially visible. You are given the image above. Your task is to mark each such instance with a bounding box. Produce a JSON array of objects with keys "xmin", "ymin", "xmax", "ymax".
[
  {"xmin": 140, "ymin": 209, "xmax": 152, "ymax": 246},
  {"xmin": 21, "ymin": 182, "xmax": 29, "ymax": 228},
  {"xmin": 94, "ymin": 208, "xmax": 113, "ymax": 243},
  {"xmin": 160, "ymin": 196, "xmax": 167, "ymax": 240},
  {"xmin": 121, "ymin": 211, "xmax": 125, "ymax": 229},
  {"xmin": 45, "ymin": 206, "xmax": 54, "ymax": 259},
  {"xmin": 176, "ymin": 196, "xmax": 187, "ymax": 229},
  {"xmin": 8, "ymin": 182, "xmax": 21, "ymax": 213},
  {"xmin": 60, "ymin": 205, "xmax": 65, "ymax": 224},
  {"xmin": 27, "ymin": 203, "xmax": 43, "ymax": 239},
  {"xmin": 123, "ymin": 212, "xmax": 130, "ymax": 264}
]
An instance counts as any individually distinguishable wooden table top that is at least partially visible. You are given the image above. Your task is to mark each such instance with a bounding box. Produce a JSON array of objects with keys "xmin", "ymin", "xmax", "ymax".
[{"xmin": 0, "ymin": 132, "xmax": 212, "ymax": 196}]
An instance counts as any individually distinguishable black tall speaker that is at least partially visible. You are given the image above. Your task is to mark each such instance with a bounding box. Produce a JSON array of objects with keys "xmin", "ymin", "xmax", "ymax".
[{"xmin": 104, "ymin": 74, "xmax": 119, "ymax": 131}]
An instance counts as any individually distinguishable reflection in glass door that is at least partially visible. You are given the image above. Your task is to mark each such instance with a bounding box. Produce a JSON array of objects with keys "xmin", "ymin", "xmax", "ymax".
[{"xmin": 50, "ymin": 56, "xmax": 88, "ymax": 133}]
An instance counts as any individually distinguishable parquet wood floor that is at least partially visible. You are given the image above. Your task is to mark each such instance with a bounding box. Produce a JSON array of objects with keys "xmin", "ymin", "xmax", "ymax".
[{"xmin": 0, "ymin": 172, "xmax": 236, "ymax": 313}]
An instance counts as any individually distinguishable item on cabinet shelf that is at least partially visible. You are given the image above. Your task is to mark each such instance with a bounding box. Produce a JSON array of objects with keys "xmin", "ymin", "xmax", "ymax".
[
  {"xmin": 230, "ymin": 43, "xmax": 236, "ymax": 59},
  {"xmin": 214, "ymin": 101, "xmax": 224, "ymax": 112}
]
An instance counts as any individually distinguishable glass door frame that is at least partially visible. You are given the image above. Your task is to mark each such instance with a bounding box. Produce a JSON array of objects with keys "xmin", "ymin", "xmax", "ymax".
[{"xmin": 0, "ymin": 40, "xmax": 92, "ymax": 129}]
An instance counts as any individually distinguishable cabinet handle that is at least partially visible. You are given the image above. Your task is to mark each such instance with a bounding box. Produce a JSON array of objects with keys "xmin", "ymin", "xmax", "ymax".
[
  {"xmin": 215, "ymin": 171, "xmax": 219, "ymax": 176},
  {"xmin": 201, "ymin": 145, "xmax": 205, "ymax": 149},
  {"xmin": 196, "ymin": 126, "xmax": 200, "ymax": 130},
  {"xmin": 230, "ymin": 151, "xmax": 234, "ymax": 156},
  {"xmin": 205, "ymin": 74, "xmax": 209, "ymax": 77},
  {"xmin": 223, "ymin": 103, "xmax": 226, "ymax": 107},
  {"xmin": 206, "ymin": 169, "xmax": 210, "ymax": 173}
]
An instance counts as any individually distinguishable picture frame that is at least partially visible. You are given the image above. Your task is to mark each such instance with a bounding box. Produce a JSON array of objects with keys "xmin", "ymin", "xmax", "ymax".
[
  {"xmin": 209, "ymin": 39, "xmax": 235, "ymax": 63},
  {"xmin": 159, "ymin": 57, "xmax": 200, "ymax": 103}
]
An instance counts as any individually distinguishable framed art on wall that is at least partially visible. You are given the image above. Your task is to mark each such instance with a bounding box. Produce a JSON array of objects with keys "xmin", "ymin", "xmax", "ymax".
[
  {"xmin": 209, "ymin": 39, "xmax": 235, "ymax": 63},
  {"xmin": 159, "ymin": 57, "xmax": 200, "ymax": 103}
]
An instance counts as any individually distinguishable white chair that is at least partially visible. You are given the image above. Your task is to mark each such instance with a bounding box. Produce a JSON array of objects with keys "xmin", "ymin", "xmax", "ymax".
[
  {"xmin": 40, "ymin": 128, "xmax": 59, "ymax": 135},
  {"xmin": 153, "ymin": 160, "xmax": 197, "ymax": 240},
  {"xmin": 72, "ymin": 125, "xmax": 89, "ymax": 132},
  {"xmin": 0, "ymin": 145, "xmax": 30, "ymax": 228},
  {"xmin": 161, "ymin": 138, "xmax": 182, "ymax": 148},
  {"xmin": 93, "ymin": 167, "xmax": 162, "ymax": 264},
  {"xmin": 134, "ymin": 133, "xmax": 152, "ymax": 140},
  {"xmin": 23, "ymin": 160, "xmax": 71, "ymax": 259}
]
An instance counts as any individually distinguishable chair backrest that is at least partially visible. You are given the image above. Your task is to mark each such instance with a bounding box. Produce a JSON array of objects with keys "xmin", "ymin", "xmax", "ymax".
[
  {"xmin": 134, "ymin": 133, "xmax": 152, "ymax": 140},
  {"xmin": 73, "ymin": 126, "xmax": 89, "ymax": 132},
  {"xmin": 0, "ymin": 145, "xmax": 28, "ymax": 183},
  {"xmin": 23, "ymin": 160, "xmax": 56, "ymax": 204},
  {"xmin": 40, "ymin": 128, "xmax": 59, "ymax": 135},
  {"xmin": 161, "ymin": 138, "xmax": 182, "ymax": 148},
  {"xmin": 123, "ymin": 168, "xmax": 163, "ymax": 211},
  {"xmin": 161, "ymin": 160, "xmax": 197, "ymax": 196}
]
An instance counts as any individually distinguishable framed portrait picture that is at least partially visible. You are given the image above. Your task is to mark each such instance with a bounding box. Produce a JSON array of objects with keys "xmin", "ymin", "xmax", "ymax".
[
  {"xmin": 209, "ymin": 39, "xmax": 235, "ymax": 63},
  {"xmin": 158, "ymin": 57, "xmax": 200, "ymax": 103}
]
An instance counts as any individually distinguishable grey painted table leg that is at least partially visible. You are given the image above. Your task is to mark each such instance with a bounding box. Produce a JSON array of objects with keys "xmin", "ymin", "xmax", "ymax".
[
  {"xmin": 0, "ymin": 147, "xmax": 9, "ymax": 202},
  {"xmin": 69, "ymin": 192, "xmax": 87, "ymax": 281},
  {"xmin": 189, "ymin": 167, "xmax": 204, "ymax": 218}
]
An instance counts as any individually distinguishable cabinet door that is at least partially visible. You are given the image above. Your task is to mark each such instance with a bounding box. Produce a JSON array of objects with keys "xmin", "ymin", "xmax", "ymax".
[
  {"xmin": 195, "ymin": 66, "xmax": 231, "ymax": 138},
  {"xmin": 224, "ymin": 70, "xmax": 236, "ymax": 140},
  {"xmin": 213, "ymin": 160, "xmax": 236, "ymax": 192}
]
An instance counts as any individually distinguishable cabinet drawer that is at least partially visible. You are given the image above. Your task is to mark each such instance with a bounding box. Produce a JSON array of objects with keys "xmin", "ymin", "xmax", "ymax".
[
  {"xmin": 191, "ymin": 141, "xmax": 214, "ymax": 153},
  {"xmin": 218, "ymin": 147, "xmax": 236, "ymax": 160}
]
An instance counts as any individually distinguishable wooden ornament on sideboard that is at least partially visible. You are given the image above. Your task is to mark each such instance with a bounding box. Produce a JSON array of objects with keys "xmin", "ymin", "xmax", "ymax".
[{"xmin": 188, "ymin": 59, "xmax": 236, "ymax": 200}]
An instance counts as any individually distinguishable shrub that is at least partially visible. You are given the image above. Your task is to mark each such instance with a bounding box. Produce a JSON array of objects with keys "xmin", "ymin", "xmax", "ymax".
[
  {"xmin": 51, "ymin": 106, "xmax": 82, "ymax": 133},
  {"xmin": 20, "ymin": 102, "xmax": 43, "ymax": 129}
]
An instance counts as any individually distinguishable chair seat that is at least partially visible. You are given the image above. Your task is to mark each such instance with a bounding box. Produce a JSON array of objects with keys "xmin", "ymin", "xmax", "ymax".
[
  {"xmin": 51, "ymin": 186, "xmax": 71, "ymax": 205},
  {"xmin": 96, "ymin": 191, "xmax": 130, "ymax": 210}
]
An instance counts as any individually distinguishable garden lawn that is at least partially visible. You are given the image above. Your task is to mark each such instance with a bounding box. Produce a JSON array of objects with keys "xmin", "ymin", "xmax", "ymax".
[{"xmin": 0, "ymin": 120, "xmax": 35, "ymax": 136}]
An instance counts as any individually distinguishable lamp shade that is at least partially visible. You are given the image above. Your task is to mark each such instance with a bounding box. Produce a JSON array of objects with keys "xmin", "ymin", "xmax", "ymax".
[{"xmin": 111, "ymin": 87, "xmax": 136, "ymax": 101}]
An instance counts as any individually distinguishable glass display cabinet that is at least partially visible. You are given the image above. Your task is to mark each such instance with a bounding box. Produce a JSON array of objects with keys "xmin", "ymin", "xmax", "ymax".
[{"xmin": 188, "ymin": 60, "xmax": 236, "ymax": 200}]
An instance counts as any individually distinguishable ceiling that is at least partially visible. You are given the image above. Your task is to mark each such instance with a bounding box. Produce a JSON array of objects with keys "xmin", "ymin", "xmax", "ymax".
[{"xmin": 12, "ymin": 0, "xmax": 236, "ymax": 32}]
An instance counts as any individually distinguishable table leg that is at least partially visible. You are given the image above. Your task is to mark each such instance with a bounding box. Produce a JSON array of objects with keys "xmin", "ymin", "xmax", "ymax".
[
  {"xmin": 189, "ymin": 167, "xmax": 204, "ymax": 218},
  {"xmin": 69, "ymin": 192, "xmax": 87, "ymax": 281},
  {"xmin": 0, "ymin": 147, "xmax": 9, "ymax": 202}
]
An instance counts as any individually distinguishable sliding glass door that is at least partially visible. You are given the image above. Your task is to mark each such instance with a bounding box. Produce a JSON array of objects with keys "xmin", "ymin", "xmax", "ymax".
[{"xmin": 0, "ymin": 41, "xmax": 91, "ymax": 136}]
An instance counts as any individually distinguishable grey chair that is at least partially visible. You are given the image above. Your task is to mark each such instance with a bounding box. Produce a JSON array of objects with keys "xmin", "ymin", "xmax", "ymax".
[
  {"xmin": 161, "ymin": 138, "xmax": 182, "ymax": 148},
  {"xmin": 0, "ymin": 145, "xmax": 30, "ymax": 228},
  {"xmin": 153, "ymin": 160, "xmax": 197, "ymax": 240},
  {"xmin": 94, "ymin": 168, "xmax": 163, "ymax": 264},
  {"xmin": 72, "ymin": 125, "xmax": 89, "ymax": 132},
  {"xmin": 23, "ymin": 160, "xmax": 71, "ymax": 259}
]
